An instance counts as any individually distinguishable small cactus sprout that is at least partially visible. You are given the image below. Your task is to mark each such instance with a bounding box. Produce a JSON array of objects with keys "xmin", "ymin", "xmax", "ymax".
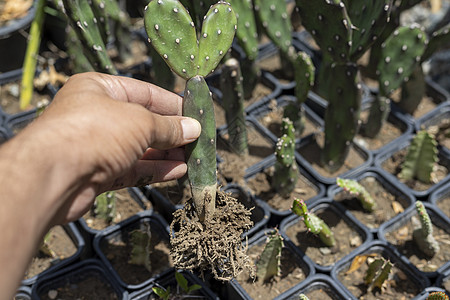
[
  {"xmin": 256, "ymin": 230, "xmax": 284, "ymax": 283},
  {"xmin": 336, "ymin": 177, "xmax": 377, "ymax": 212},
  {"xmin": 298, "ymin": 294, "xmax": 310, "ymax": 300},
  {"xmin": 272, "ymin": 118, "xmax": 299, "ymax": 198},
  {"xmin": 61, "ymin": 0, "xmax": 118, "ymax": 74},
  {"xmin": 427, "ymin": 292, "xmax": 450, "ymax": 300},
  {"xmin": 220, "ymin": 58, "xmax": 248, "ymax": 156},
  {"xmin": 283, "ymin": 52, "xmax": 315, "ymax": 134},
  {"xmin": 94, "ymin": 191, "xmax": 116, "ymax": 223},
  {"xmin": 364, "ymin": 256, "xmax": 393, "ymax": 292},
  {"xmin": 144, "ymin": 0, "xmax": 237, "ymax": 221},
  {"xmin": 292, "ymin": 199, "xmax": 336, "ymax": 247},
  {"xmin": 128, "ymin": 223, "xmax": 152, "ymax": 272},
  {"xmin": 400, "ymin": 130, "xmax": 438, "ymax": 184},
  {"xmin": 413, "ymin": 201, "xmax": 440, "ymax": 257},
  {"xmin": 39, "ymin": 231, "xmax": 56, "ymax": 258}
]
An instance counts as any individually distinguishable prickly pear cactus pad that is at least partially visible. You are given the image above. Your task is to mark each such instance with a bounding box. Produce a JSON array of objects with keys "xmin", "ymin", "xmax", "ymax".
[{"xmin": 144, "ymin": 0, "xmax": 237, "ymax": 79}]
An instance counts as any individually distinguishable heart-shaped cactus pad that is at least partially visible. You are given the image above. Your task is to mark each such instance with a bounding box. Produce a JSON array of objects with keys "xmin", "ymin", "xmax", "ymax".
[{"xmin": 144, "ymin": 0, "xmax": 237, "ymax": 80}]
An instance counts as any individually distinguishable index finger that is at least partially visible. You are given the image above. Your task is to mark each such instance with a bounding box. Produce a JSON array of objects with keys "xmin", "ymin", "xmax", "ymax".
[{"xmin": 74, "ymin": 72, "xmax": 184, "ymax": 116}]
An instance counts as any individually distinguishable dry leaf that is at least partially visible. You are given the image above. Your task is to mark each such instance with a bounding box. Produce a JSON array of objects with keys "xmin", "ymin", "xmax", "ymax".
[
  {"xmin": 392, "ymin": 201, "xmax": 404, "ymax": 214},
  {"xmin": 345, "ymin": 254, "xmax": 377, "ymax": 275}
]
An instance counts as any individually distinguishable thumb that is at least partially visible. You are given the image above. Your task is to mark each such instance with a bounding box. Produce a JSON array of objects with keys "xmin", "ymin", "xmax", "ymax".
[{"xmin": 148, "ymin": 114, "xmax": 201, "ymax": 150}]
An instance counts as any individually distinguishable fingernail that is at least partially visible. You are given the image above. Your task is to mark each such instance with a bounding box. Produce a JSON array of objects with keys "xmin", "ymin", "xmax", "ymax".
[{"xmin": 181, "ymin": 118, "xmax": 201, "ymax": 141}]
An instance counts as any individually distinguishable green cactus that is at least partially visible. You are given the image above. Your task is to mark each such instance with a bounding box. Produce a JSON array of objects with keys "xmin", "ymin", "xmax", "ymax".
[
  {"xmin": 93, "ymin": 191, "xmax": 116, "ymax": 223},
  {"xmin": 228, "ymin": 0, "xmax": 259, "ymax": 98},
  {"xmin": 296, "ymin": 0, "xmax": 393, "ymax": 171},
  {"xmin": 272, "ymin": 118, "xmax": 299, "ymax": 198},
  {"xmin": 256, "ymin": 230, "xmax": 284, "ymax": 283},
  {"xmin": 220, "ymin": 58, "xmax": 248, "ymax": 156},
  {"xmin": 65, "ymin": 25, "xmax": 96, "ymax": 73},
  {"xmin": 128, "ymin": 224, "xmax": 152, "ymax": 272},
  {"xmin": 292, "ymin": 199, "xmax": 336, "ymax": 247},
  {"xmin": 427, "ymin": 292, "xmax": 450, "ymax": 300},
  {"xmin": 336, "ymin": 177, "xmax": 376, "ymax": 212},
  {"xmin": 400, "ymin": 130, "xmax": 438, "ymax": 183},
  {"xmin": 144, "ymin": 0, "xmax": 236, "ymax": 221},
  {"xmin": 92, "ymin": 0, "xmax": 133, "ymax": 63},
  {"xmin": 364, "ymin": 256, "xmax": 393, "ymax": 292},
  {"xmin": 413, "ymin": 201, "xmax": 440, "ymax": 257},
  {"xmin": 298, "ymin": 294, "xmax": 310, "ymax": 300},
  {"xmin": 61, "ymin": 0, "xmax": 118, "ymax": 74},
  {"xmin": 152, "ymin": 271, "xmax": 202, "ymax": 299},
  {"xmin": 283, "ymin": 51, "xmax": 315, "ymax": 135}
]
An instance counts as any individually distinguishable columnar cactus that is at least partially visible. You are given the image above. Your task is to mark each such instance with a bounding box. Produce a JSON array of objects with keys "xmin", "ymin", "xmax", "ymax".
[
  {"xmin": 336, "ymin": 177, "xmax": 376, "ymax": 212},
  {"xmin": 144, "ymin": 0, "xmax": 236, "ymax": 221},
  {"xmin": 364, "ymin": 257, "xmax": 393, "ymax": 292},
  {"xmin": 256, "ymin": 230, "xmax": 283, "ymax": 283},
  {"xmin": 400, "ymin": 130, "xmax": 438, "ymax": 184},
  {"xmin": 220, "ymin": 58, "xmax": 248, "ymax": 156},
  {"xmin": 128, "ymin": 225, "xmax": 152, "ymax": 272},
  {"xmin": 363, "ymin": 25, "xmax": 427, "ymax": 138},
  {"xmin": 413, "ymin": 201, "xmax": 440, "ymax": 257},
  {"xmin": 283, "ymin": 52, "xmax": 315, "ymax": 134},
  {"xmin": 61, "ymin": 0, "xmax": 118, "ymax": 74},
  {"xmin": 228, "ymin": 0, "xmax": 259, "ymax": 98},
  {"xmin": 94, "ymin": 191, "xmax": 116, "ymax": 223},
  {"xmin": 292, "ymin": 199, "xmax": 335, "ymax": 247},
  {"xmin": 272, "ymin": 118, "xmax": 299, "ymax": 198},
  {"xmin": 295, "ymin": 0, "xmax": 393, "ymax": 171}
]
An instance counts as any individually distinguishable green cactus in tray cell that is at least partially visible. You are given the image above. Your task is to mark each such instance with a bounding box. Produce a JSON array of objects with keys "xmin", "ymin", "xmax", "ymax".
[
  {"xmin": 256, "ymin": 230, "xmax": 284, "ymax": 283},
  {"xmin": 128, "ymin": 224, "xmax": 152, "ymax": 272},
  {"xmin": 220, "ymin": 58, "xmax": 248, "ymax": 156},
  {"xmin": 144, "ymin": 0, "xmax": 237, "ymax": 221},
  {"xmin": 413, "ymin": 201, "xmax": 440, "ymax": 257},
  {"xmin": 364, "ymin": 256, "xmax": 393, "ymax": 292},
  {"xmin": 298, "ymin": 294, "xmax": 309, "ymax": 300},
  {"xmin": 94, "ymin": 191, "xmax": 116, "ymax": 223},
  {"xmin": 62, "ymin": 0, "xmax": 118, "ymax": 74},
  {"xmin": 427, "ymin": 292, "xmax": 450, "ymax": 300},
  {"xmin": 336, "ymin": 177, "xmax": 376, "ymax": 212},
  {"xmin": 272, "ymin": 118, "xmax": 299, "ymax": 198},
  {"xmin": 283, "ymin": 51, "xmax": 315, "ymax": 135},
  {"xmin": 292, "ymin": 199, "xmax": 336, "ymax": 247},
  {"xmin": 400, "ymin": 130, "xmax": 438, "ymax": 184},
  {"xmin": 228, "ymin": 0, "xmax": 259, "ymax": 98},
  {"xmin": 295, "ymin": 0, "xmax": 393, "ymax": 171}
]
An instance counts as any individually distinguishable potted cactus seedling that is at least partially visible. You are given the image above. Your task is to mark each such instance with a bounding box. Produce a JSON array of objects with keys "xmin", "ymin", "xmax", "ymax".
[
  {"xmin": 291, "ymin": 199, "xmax": 335, "ymax": 248},
  {"xmin": 227, "ymin": 229, "xmax": 314, "ymax": 300},
  {"xmin": 336, "ymin": 177, "xmax": 377, "ymax": 213},
  {"xmin": 380, "ymin": 201, "xmax": 450, "ymax": 275},
  {"xmin": 144, "ymin": 0, "xmax": 253, "ymax": 281}
]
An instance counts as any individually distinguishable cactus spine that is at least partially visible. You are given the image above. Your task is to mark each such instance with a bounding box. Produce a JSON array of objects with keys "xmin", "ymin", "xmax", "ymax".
[
  {"xmin": 292, "ymin": 199, "xmax": 335, "ymax": 247},
  {"xmin": 62, "ymin": 0, "xmax": 118, "ymax": 74},
  {"xmin": 364, "ymin": 257, "xmax": 393, "ymax": 292},
  {"xmin": 413, "ymin": 201, "xmax": 440, "ymax": 257},
  {"xmin": 336, "ymin": 177, "xmax": 376, "ymax": 212},
  {"xmin": 220, "ymin": 58, "xmax": 248, "ymax": 156},
  {"xmin": 94, "ymin": 191, "xmax": 116, "ymax": 223},
  {"xmin": 144, "ymin": 0, "xmax": 237, "ymax": 221},
  {"xmin": 256, "ymin": 230, "xmax": 284, "ymax": 283},
  {"xmin": 272, "ymin": 118, "xmax": 299, "ymax": 198},
  {"xmin": 400, "ymin": 130, "xmax": 438, "ymax": 183}
]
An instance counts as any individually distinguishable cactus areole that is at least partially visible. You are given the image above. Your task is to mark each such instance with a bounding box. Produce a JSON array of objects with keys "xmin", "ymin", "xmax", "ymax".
[{"xmin": 144, "ymin": 0, "xmax": 237, "ymax": 221}]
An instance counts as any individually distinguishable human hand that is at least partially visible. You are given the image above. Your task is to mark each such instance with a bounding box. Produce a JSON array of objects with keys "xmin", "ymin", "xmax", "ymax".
[{"xmin": 19, "ymin": 72, "xmax": 200, "ymax": 224}]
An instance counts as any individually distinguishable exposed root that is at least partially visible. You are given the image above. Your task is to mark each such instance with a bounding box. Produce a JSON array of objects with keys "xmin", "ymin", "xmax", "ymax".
[{"xmin": 170, "ymin": 190, "xmax": 255, "ymax": 281}]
